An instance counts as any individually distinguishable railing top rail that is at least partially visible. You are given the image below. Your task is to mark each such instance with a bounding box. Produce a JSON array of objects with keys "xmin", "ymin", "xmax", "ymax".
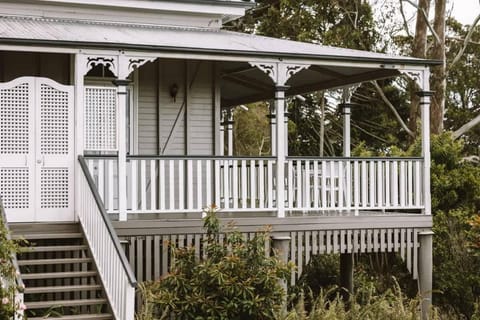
[
  {"xmin": 0, "ymin": 198, "xmax": 25, "ymax": 291},
  {"xmin": 84, "ymin": 154, "xmax": 277, "ymax": 160},
  {"xmin": 78, "ymin": 155, "xmax": 138, "ymax": 287},
  {"xmin": 286, "ymin": 156, "xmax": 423, "ymax": 161}
]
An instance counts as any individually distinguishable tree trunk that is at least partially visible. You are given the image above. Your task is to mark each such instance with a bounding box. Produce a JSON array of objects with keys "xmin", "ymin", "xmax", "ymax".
[
  {"xmin": 431, "ymin": 0, "xmax": 446, "ymax": 134},
  {"xmin": 409, "ymin": 0, "xmax": 431, "ymax": 139}
]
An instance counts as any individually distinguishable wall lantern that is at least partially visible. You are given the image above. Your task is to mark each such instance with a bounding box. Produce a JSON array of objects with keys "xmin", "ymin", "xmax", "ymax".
[{"xmin": 169, "ymin": 84, "xmax": 179, "ymax": 102}]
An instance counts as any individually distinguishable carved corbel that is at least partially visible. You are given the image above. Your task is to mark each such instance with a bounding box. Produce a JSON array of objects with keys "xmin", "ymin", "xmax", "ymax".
[
  {"xmin": 118, "ymin": 55, "xmax": 157, "ymax": 79},
  {"xmin": 342, "ymin": 84, "xmax": 361, "ymax": 103},
  {"xmin": 400, "ymin": 68, "xmax": 430, "ymax": 91},
  {"xmin": 85, "ymin": 55, "xmax": 118, "ymax": 77},
  {"xmin": 249, "ymin": 62, "xmax": 310, "ymax": 86}
]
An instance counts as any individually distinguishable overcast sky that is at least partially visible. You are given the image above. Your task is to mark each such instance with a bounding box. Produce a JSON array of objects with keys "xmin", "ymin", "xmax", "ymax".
[{"xmin": 450, "ymin": 0, "xmax": 480, "ymax": 25}]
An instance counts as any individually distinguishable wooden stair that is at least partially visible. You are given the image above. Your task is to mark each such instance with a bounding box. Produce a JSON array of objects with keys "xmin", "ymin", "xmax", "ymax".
[{"xmin": 11, "ymin": 223, "xmax": 114, "ymax": 320}]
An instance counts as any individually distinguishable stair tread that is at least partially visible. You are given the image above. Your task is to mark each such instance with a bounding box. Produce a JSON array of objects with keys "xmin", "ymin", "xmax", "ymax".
[
  {"xmin": 28, "ymin": 314, "xmax": 112, "ymax": 320},
  {"xmin": 26, "ymin": 298, "xmax": 107, "ymax": 309},
  {"xmin": 13, "ymin": 232, "xmax": 83, "ymax": 240},
  {"xmin": 23, "ymin": 271, "xmax": 97, "ymax": 280},
  {"xmin": 26, "ymin": 245, "xmax": 88, "ymax": 252},
  {"xmin": 25, "ymin": 284, "xmax": 102, "ymax": 294},
  {"xmin": 19, "ymin": 257, "xmax": 92, "ymax": 265}
]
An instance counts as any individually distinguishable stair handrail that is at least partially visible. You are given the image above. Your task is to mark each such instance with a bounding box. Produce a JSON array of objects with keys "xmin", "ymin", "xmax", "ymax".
[
  {"xmin": 0, "ymin": 197, "xmax": 25, "ymax": 320},
  {"xmin": 78, "ymin": 155, "xmax": 137, "ymax": 287}
]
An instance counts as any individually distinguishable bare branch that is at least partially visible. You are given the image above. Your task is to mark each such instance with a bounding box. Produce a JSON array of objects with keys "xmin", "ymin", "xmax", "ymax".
[
  {"xmin": 399, "ymin": 0, "xmax": 412, "ymax": 38},
  {"xmin": 372, "ymin": 81, "xmax": 415, "ymax": 138},
  {"xmin": 447, "ymin": 36, "xmax": 480, "ymax": 45},
  {"xmin": 448, "ymin": 13, "xmax": 480, "ymax": 72},
  {"xmin": 403, "ymin": 0, "xmax": 441, "ymax": 44},
  {"xmin": 452, "ymin": 113, "xmax": 480, "ymax": 139}
]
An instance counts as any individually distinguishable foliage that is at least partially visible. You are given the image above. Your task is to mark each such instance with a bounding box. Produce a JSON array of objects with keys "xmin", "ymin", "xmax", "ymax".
[
  {"xmin": 233, "ymin": 102, "xmax": 271, "ymax": 156},
  {"xmin": 137, "ymin": 205, "xmax": 292, "ymax": 320},
  {"xmin": 0, "ymin": 211, "xmax": 26, "ymax": 319},
  {"xmin": 283, "ymin": 279, "xmax": 439, "ymax": 320}
]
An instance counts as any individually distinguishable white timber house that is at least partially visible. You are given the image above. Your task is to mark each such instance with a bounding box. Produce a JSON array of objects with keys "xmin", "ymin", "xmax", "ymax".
[{"xmin": 0, "ymin": 0, "xmax": 438, "ymax": 319}]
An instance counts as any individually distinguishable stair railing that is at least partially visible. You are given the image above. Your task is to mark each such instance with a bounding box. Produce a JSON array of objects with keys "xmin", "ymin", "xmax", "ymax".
[
  {"xmin": 78, "ymin": 155, "xmax": 137, "ymax": 320},
  {"xmin": 0, "ymin": 198, "xmax": 25, "ymax": 320}
]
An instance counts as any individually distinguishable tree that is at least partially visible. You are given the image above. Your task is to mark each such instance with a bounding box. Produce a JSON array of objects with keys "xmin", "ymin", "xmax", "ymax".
[{"xmin": 137, "ymin": 206, "xmax": 292, "ymax": 320}]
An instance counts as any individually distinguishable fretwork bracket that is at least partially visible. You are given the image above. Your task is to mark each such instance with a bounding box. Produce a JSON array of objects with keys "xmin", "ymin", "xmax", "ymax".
[
  {"xmin": 118, "ymin": 55, "xmax": 157, "ymax": 80},
  {"xmin": 84, "ymin": 55, "xmax": 118, "ymax": 77},
  {"xmin": 400, "ymin": 68, "xmax": 430, "ymax": 91},
  {"xmin": 249, "ymin": 62, "xmax": 310, "ymax": 86}
]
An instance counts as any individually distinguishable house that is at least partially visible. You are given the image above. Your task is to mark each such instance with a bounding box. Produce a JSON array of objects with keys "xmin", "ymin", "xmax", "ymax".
[{"xmin": 0, "ymin": 0, "xmax": 437, "ymax": 319}]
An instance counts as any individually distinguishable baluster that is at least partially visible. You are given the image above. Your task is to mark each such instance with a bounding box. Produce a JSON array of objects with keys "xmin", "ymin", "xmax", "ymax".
[
  {"xmin": 232, "ymin": 159, "xmax": 238, "ymax": 209},
  {"xmin": 399, "ymin": 160, "xmax": 406, "ymax": 207},
  {"xmin": 107, "ymin": 159, "xmax": 114, "ymax": 211},
  {"xmin": 130, "ymin": 160, "xmax": 137, "ymax": 211},
  {"xmin": 287, "ymin": 160, "xmax": 293, "ymax": 209},
  {"xmin": 296, "ymin": 160, "xmax": 302, "ymax": 209},
  {"xmin": 259, "ymin": 160, "xmax": 265, "ymax": 209},
  {"xmin": 369, "ymin": 160, "xmax": 375, "ymax": 208},
  {"xmin": 206, "ymin": 160, "xmax": 212, "ymax": 207},
  {"xmin": 197, "ymin": 160, "xmax": 203, "ymax": 210},
  {"xmin": 305, "ymin": 160, "xmax": 310, "ymax": 209},
  {"xmin": 338, "ymin": 160, "xmax": 343, "ymax": 209},
  {"xmin": 354, "ymin": 160, "xmax": 359, "ymax": 211},
  {"xmin": 415, "ymin": 160, "xmax": 421, "ymax": 207},
  {"xmin": 159, "ymin": 159, "xmax": 165, "ymax": 211},
  {"xmin": 329, "ymin": 160, "xmax": 335, "ymax": 208},
  {"xmin": 241, "ymin": 160, "xmax": 247, "ymax": 209},
  {"xmin": 169, "ymin": 160, "xmax": 175, "ymax": 210},
  {"xmin": 214, "ymin": 160, "xmax": 221, "ymax": 208},
  {"xmin": 267, "ymin": 160, "xmax": 273, "ymax": 209},
  {"xmin": 377, "ymin": 160, "xmax": 383, "ymax": 208},
  {"xmin": 150, "ymin": 159, "xmax": 157, "ymax": 211},
  {"xmin": 392, "ymin": 161, "xmax": 399, "ymax": 207},
  {"xmin": 250, "ymin": 160, "xmax": 256, "ymax": 208},
  {"xmin": 178, "ymin": 160, "xmax": 184, "ymax": 210},
  {"xmin": 408, "ymin": 160, "xmax": 413, "ymax": 207},
  {"xmin": 385, "ymin": 160, "xmax": 390, "ymax": 208},
  {"xmin": 187, "ymin": 160, "xmax": 194, "ymax": 210},
  {"xmin": 140, "ymin": 160, "xmax": 146, "ymax": 211},
  {"xmin": 321, "ymin": 160, "xmax": 327, "ymax": 208},
  {"xmin": 313, "ymin": 160, "xmax": 319, "ymax": 209},
  {"xmin": 98, "ymin": 159, "xmax": 105, "ymax": 204}
]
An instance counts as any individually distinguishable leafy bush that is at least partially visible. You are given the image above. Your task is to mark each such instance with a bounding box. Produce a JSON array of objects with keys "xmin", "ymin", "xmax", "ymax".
[
  {"xmin": 283, "ymin": 280, "xmax": 439, "ymax": 320},
  {"xmin": 0, "ymin": 212, "xmax": 26, "ymax": 319},
  {"xmin": 137, "ymin": 205, "xmax": 292, "ymax": 320}
]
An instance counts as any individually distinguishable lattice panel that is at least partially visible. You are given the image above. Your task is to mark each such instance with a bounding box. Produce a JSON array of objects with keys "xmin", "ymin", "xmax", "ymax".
[
  {"xmin": 40, "ymin": 84, "xmax": 70, "ymax": 155},
  {"xmin": 0, "ymin": 168, "xmax": 30, "ymax": 209},
  {"xmin": 85, "ymin": 87, "xmax": 117, "ymax": 151},
  {"xmin": 40, "ymin": 168, "xmax": 69, "ymax": 208},
  {"xmin": 0, "ymin": 83, "xmax": 30, "ymax": 154}
]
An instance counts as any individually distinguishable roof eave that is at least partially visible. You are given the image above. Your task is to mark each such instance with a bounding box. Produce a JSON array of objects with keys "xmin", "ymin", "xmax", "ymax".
[{"xmin": 0, "ymin": 38, "xmax": 442, "ymax": 67}]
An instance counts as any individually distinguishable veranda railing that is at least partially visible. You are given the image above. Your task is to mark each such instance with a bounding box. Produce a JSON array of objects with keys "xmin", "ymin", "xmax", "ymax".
[
  {"xmin": 78, "ymin": 156, "xmax": 136, "ymax": 320},
  {"xmin": 84, "ymin": 155, "xmax": 424, "ymax": 217}
]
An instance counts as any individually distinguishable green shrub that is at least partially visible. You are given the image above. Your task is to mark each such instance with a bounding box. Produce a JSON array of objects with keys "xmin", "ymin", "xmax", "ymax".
[
  {"xmin": 0, "ymin": 214, "xmax": 26, "ymax": 319},
  {"xmin": 137, "ymin": 205, "xmax": 293, "ymax": 320}
]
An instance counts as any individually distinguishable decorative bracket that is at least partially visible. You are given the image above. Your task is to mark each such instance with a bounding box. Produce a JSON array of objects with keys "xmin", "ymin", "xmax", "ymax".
[
  {"xmin": 400, "ymin": 68, "xmax": 430, "ymax": 91},
  {"xmin": 249, "ymin": 62, "xmax": 310, "ymax": 86},
  {"xmin": 342, "ymin": 84, "xmax": 361, "ymax": 103},
  {"xmin": 118, "ymin": 55, "xmax": 156, "ymax": 79},
  {"xmin": 85, "ymin": 55, "xmax": 118, "ymax": 77}
]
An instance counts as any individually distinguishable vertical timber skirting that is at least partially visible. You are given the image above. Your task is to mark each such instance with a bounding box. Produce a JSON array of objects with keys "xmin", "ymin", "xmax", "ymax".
[{"xmin": 119, "ymin": 227, "xmax": 424, "ymax": 288}]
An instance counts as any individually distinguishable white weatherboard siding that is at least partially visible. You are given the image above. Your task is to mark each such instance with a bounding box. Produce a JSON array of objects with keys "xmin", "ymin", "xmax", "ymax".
[
  {"xmin": 159, "ymin": 59, "xmax": 185, "ymax": 155},
  {"xmin": 188, "ymin": 61, "xmax": 214, "ymax": 155},
  {"xmin": 138, "ymin": 61, "xmax": 158, "ymax": 155}
]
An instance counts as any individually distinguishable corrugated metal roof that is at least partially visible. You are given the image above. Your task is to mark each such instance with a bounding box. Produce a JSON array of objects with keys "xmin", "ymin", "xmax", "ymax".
[{"xmin": 0, "ymin": 15, "xmax": 438, "ymax": 66}]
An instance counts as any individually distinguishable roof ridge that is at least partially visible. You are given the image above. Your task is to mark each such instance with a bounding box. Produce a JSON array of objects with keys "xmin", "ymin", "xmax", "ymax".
[{"xmin": 0, "ymin": 14, "xmax": 220, "ymax": 32}]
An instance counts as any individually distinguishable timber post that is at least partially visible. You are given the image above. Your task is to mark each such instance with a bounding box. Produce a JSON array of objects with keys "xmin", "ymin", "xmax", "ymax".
[
  {"xmin": 272, "ymin": 234, "xmax": 291, "ymax": 310},
  {"xmin": 418, "ymin": 230, "xmax": 434, "ymax": 320}
]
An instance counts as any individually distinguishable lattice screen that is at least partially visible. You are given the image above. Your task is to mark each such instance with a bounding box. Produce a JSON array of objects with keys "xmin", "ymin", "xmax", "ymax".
[
  {"xmin": 40, "ymin": 168, "xmax": 69, "ymax": 209},
  {"xmin": 84, "ymin": 87, "xmax": 118, "ymax": 151},
  {"xmin": 0, "ymin": 83, "xmax": 30, "ymax": 154},
  {"xmin": 0, "ymin": 168, "xmax": 30, "ymax": 209},
  {"xmin": 40, "ymin": 84, "xmax": 70, "ymax": 154}
]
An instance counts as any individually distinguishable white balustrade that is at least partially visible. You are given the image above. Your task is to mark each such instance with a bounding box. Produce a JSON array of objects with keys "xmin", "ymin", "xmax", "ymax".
[
  {"xmin": 85, "ymin": 156, "xmax": 424, "ymax": 216},
  {"xmin": 285, "ymin": 158, "xmax": 424, "ymax": 212},
  {"xmin": 78, "ymin": 157, "xmax": 136, "ymax": 320}
]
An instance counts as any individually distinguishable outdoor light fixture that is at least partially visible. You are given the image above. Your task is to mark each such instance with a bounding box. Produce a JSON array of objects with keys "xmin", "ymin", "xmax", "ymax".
[{"xmin": 169, "ymin": 83, "xmax": 179, "ymax": 102}]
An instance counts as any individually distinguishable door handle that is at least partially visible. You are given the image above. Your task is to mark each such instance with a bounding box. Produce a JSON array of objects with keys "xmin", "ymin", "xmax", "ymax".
[{"xmin": 36, "ymin": 156, "xmax": 45, "ymax": 166}]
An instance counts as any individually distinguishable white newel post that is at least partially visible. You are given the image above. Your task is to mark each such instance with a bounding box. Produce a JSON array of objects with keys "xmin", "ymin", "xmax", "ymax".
[
  {"xmin": 417, "ymin": 71, "xmax": 432, "ymax": 216},
  {"xmin": 275, "ymin": 86, "xmax": 288, "ymax": 217},
  {"xmin": 112, "ymin": 79, "xmax": 130, "ymax": 221},
  {"xmin": 74, "ymin": 53, "xmax": 86, "ymax": 221}
]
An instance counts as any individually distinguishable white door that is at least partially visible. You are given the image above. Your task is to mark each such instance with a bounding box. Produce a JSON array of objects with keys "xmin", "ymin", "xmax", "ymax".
[{"xmin": 0, "ymin": 77, "xmax": 74, "ymax": 222}]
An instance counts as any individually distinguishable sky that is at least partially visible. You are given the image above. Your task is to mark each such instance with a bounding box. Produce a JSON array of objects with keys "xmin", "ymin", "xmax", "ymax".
[{"xmin": 450, "ymin": 0, "xmax": 480, "ymax": 25}]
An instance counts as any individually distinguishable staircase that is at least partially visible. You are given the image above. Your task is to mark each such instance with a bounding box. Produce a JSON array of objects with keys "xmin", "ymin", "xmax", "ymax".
[{"xmin": 10, "ymin": 223, "xmax": 114, "ymax": 320}]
